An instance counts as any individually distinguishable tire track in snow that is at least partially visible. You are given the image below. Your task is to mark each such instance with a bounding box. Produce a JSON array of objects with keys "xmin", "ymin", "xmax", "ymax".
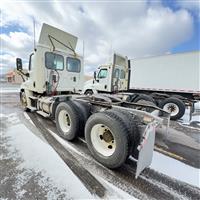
[
  {"xmin": 27, "ymin": 112, "xmax": 106, "ymax": 198},
  {"xmin": 27, "ymin": 112, "xmax": 200, "ymax": 200}
]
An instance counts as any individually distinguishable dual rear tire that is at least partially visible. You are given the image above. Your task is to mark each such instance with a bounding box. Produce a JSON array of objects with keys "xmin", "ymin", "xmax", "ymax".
[
  {"xmin": 55, "ymin": 101, "xmax": 140, "ymax": 169},
  {"xmin": 133, "ymin": 94, "xmax": 185, "ymax": 120},
  {"xmin": 85, "ymin": 110, "xmax": 140, "ymax": 168}
]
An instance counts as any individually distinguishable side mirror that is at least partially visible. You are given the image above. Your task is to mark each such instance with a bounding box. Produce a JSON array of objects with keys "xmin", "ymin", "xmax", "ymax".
[
  {"xmin": 94, "ymin": 71, "xmax": 96, "ymax": 80},
  {"xmin": 16, "ymin": 58, "xmax": 23, "ymax": 71}
]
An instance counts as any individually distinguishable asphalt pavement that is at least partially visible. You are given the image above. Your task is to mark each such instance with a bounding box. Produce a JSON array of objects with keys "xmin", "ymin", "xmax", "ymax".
[{"xmin": 1, "ymin": 83, "xmax": 200, "ymax": 199}]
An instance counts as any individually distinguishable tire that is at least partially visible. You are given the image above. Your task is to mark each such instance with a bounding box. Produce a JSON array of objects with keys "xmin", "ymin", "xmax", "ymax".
[
  {"xmin": 159, "ymin": 97, "xmax": 185, "ymax": 120},
  {"xmin": 20, "ymin": 91, "xmax": 30, "ymax": 112},
  {"xmin": 85, "ymin": 111, "xmax": 129, "ymax": 169},
  {"xmin": 171, "ymin": 94, "xmax": 184, "ymax": 100},
  {"xmin": 85, "ymin": 90, "xmax": 93, "ymax": 96},
  {"xmin": 134, "ymin": 94, "xmax": 156, "ymax": 112},
  {"xmin": 55, "ymin": 101, "xmax": 81, "ymax": 141},
  {"xmin": 73, "ymin": 100, "xmax": 91, "ymax": 136},
  {"xmin": 106, "ymin": 109, "xmax": 140, "ymax": 156},
  {"xmin": 134, "ymin": 94, "xmax": 156, "ymax": 104}
]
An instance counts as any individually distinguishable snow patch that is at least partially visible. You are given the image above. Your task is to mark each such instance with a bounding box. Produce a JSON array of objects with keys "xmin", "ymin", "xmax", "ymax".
[
  {"xmin": 94, "ymin": 174, "xmax": 138, "ymax": 200},
  {"xmin": 47, "ymin": 128, "xmax": 83, "ymax": 156},
  {"xmin": 150, "ymin": 151, "xmax": 200, "ymax": 188},
  {"xmin": 0, "ymin": 88, "xmax": 19, "ymax": 93},
  {"xmin": 6, "ymin": 123, "xmax": 94, "ymax": 199},
  {"xmin": 180, "ymin": 105, "xmax": 200, "ymax": 124},
  {"xmin": 23, "ymin": 112, "xmax": 35, "ymax": 126}
]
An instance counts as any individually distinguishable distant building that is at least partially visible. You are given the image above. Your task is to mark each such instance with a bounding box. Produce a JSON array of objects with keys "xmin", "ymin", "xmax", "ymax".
[
  {"xmin": 84, "ymin": 75, "xmax": 92, "ymax": 81},
  {"xmin": 6, "ymin": 69, "xmax": 26, "ymax": 84}
]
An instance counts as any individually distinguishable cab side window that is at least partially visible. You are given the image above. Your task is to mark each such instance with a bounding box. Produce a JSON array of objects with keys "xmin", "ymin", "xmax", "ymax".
[
  {"xmin": 120, "ymin": 69, "xmax": 125, "ymax": 79},
  {"xmin": 66, "ymin": 57, "xmax": 81, "ymax": 73},
  {"xmin": 98, "ymin": 69, "xmax": 107, "ymax": 79},
  {"xmin": 114, "ymin": 68, "xmax": 120, "ymax": 78},
  {"xmin": 45, "ymin": 52, "xmax": 64, "ymax": 70}
]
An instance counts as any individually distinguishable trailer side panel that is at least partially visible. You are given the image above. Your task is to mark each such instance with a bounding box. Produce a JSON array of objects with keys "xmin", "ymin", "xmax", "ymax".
[{"xmin": 129, "ymin": 51, "xmax": 200, "ymax": 93}]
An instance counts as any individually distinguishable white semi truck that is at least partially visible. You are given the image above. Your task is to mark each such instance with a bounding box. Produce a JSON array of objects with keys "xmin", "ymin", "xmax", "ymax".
[
  {"xmin": 83, "ymin": 52, "xmax": 200, "ymax": 120},
  {"xmin": 16, "ymin": 23, "xmax": 170, "ymax": 178}
]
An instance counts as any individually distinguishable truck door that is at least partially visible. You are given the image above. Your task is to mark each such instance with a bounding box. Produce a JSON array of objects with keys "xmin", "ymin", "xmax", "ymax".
[
  {"xmin": 64, "ymin": 57, "xmax": 83, "ymax": 91},
  {"xmin": 48, "ymin": 55, "xmax": 83, "ymax": 93},
  {"xmin": 45, "ymin": 52, "xmax": 65, "ymax": 94},
  {"xmin": 111, "ymin": 54, "xmax": 129, "ymax": 92},
  {"xmin": 112, "ymin": 66, "xmax": 128, "ymax": 91},
  {"xmin": 94, "ymin": 68, "xmax": 109, "ymax": 92}
]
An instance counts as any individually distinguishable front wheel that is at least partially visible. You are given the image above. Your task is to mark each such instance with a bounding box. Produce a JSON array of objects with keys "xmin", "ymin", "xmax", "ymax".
[
  {"xmin": 159, "ymin": 97, "xmax": 185, "ymax": 120},
  {"xmin": 84, "ymin": 90, "xmax": 93, "ymax": 96},
  {"xmin": 20, "ymin": 91, "xmax": 30, "ymax": 111},
  {"xmin": 85, "ymin": 111, "xmax": 129, "ymax": 169}
]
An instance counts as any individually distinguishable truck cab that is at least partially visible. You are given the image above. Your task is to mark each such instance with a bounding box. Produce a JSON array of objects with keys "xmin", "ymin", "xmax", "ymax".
[
  {"xmin": 83, "ymin": 54, "xmax": 129, "ymax": 95},
  {"xmin": 18, "ymin": 24, "xmax": 84, "ymax": 99}
]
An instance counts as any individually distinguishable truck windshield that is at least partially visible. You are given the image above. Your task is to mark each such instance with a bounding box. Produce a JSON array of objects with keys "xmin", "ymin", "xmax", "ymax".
[
  {"xmin": 67, "ymin": 57, "xmax": 81, "ymax": 73},
  {"xmin": 45, "ymin": 52, "xmax": 64, "ymax": 70}
]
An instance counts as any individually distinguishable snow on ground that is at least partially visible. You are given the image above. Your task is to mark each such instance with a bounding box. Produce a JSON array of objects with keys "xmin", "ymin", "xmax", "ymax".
[
  {"xmin": 95, "ymin": 175, "xmax": 139, "ymax": 200},
  {"xmin": 4, "ymin": 122, "xmax": 95, "ymax": 199},
  {"xmin": 181, "ymin": 108, "xmax": 200, "ymax": 123},
  {"xmin": 150, "ymin": 151, "xmax": 200, "ymax": 188},
  {"xmin": 2, "ymin": 113, "xmax": 138, "ymax": 199},
  {"xmin": 180, "ymin": 102, "xmax": 200, "ymax": 125},
  {"xmin": 0, "ymin": 87, "xmax": 20, "ymax": 93}
]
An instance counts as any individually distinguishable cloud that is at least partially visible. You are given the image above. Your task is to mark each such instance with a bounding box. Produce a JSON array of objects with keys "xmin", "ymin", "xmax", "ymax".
[
  {"xmin": 1, "ymin": 31, "xmax": 33, "ymax": 73},
  {"xmin": 176, "ymin": 0, "xmax": 200, "ymax": 19},
  {"xmin": 176, "ymin": 0, "xmax": 200, "ymax": 11},
  {"xmin": 0, "ymin": 1, "xmax": 195, "ymax": 75},
  {"xmin": 1, "ymin": 32, "xmax": 33, "ymax": 52}
]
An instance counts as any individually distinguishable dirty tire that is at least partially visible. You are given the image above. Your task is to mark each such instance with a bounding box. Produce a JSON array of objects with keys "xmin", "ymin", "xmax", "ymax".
[
  {"xmin": 85, "ymin": 111, "xmax": 129, "ymax": 169},
  {"xmin": 134, "ymin": 94, "xmax": 156, "ymax": 104},
  {"xmin": 106, "ymin": 109, "xmax": 140, "ymax": 156},
  {"xmin": 85, "ymin": 90, "xmax": 93, "ymax": 95},
  {"xmin": 73, "ymin": 100, "xmax": 91, "ymax": 136},
  {"xmin": 20, "ymin": 92, "xmax": 30, "ymax": 112},
  {"xmin": 55, "ymin": 101, "xmax": 81, "ymax": 141},
  {"xmin": 159, "ymin": 97, "xmax": 185, "ymax": 120}
]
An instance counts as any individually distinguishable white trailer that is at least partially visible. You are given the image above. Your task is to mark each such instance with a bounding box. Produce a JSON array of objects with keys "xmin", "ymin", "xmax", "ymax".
[
  {"xmin": 129, "ymin": 52, "xmax": 200, "ymax": 97},
  {"xmin": 83, "ymin": 52, "xmax": 200, "ymax": 120},
  {"xmin": 16, "ymin": 23, "xmax": 169, "ymax": 178}
]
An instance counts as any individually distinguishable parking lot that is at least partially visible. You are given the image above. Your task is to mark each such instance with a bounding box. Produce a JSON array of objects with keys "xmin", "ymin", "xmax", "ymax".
[{"xmin": 0, "ymin": 83, "xmax": 199, "ymax": 199}]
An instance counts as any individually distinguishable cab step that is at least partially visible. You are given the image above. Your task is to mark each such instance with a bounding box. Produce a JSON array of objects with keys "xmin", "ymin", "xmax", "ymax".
[
  {"xmin": 36, "ymin": 110, "xmax": 50, "ymax": 118},
  {"xmin": 27, "ymin": 106, "xmax": 37, "ymax": 111}
]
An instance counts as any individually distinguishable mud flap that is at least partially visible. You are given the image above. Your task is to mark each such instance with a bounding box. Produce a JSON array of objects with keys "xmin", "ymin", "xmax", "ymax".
[{"xmin": 135, "ymin": 123, "xmax": 156, "ymax": 178}]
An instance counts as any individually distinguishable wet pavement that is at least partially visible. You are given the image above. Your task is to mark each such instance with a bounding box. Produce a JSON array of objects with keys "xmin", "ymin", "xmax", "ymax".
[{"xmin": 0, "ymin": 83, "xmax": 200, "ymax": 199}]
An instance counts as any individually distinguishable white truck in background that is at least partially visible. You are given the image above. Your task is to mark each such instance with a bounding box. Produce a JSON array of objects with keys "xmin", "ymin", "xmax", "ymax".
[
  {"xmin": 83, "ymin": 52, "xmax": 200, "ymax": 120},
  {"xmin": 16, "ymin": 23, "xmax": 170, "ymax": 178}
]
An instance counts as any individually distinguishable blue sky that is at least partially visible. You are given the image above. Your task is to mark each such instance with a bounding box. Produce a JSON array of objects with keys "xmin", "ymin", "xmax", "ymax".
[
  {"xmin": 172, "ymin": 17, "xmax": 200, "ymax": 53},
  {"xmin": 1, "ymin": 0, "xmax": 199, "ymax": 75}
]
